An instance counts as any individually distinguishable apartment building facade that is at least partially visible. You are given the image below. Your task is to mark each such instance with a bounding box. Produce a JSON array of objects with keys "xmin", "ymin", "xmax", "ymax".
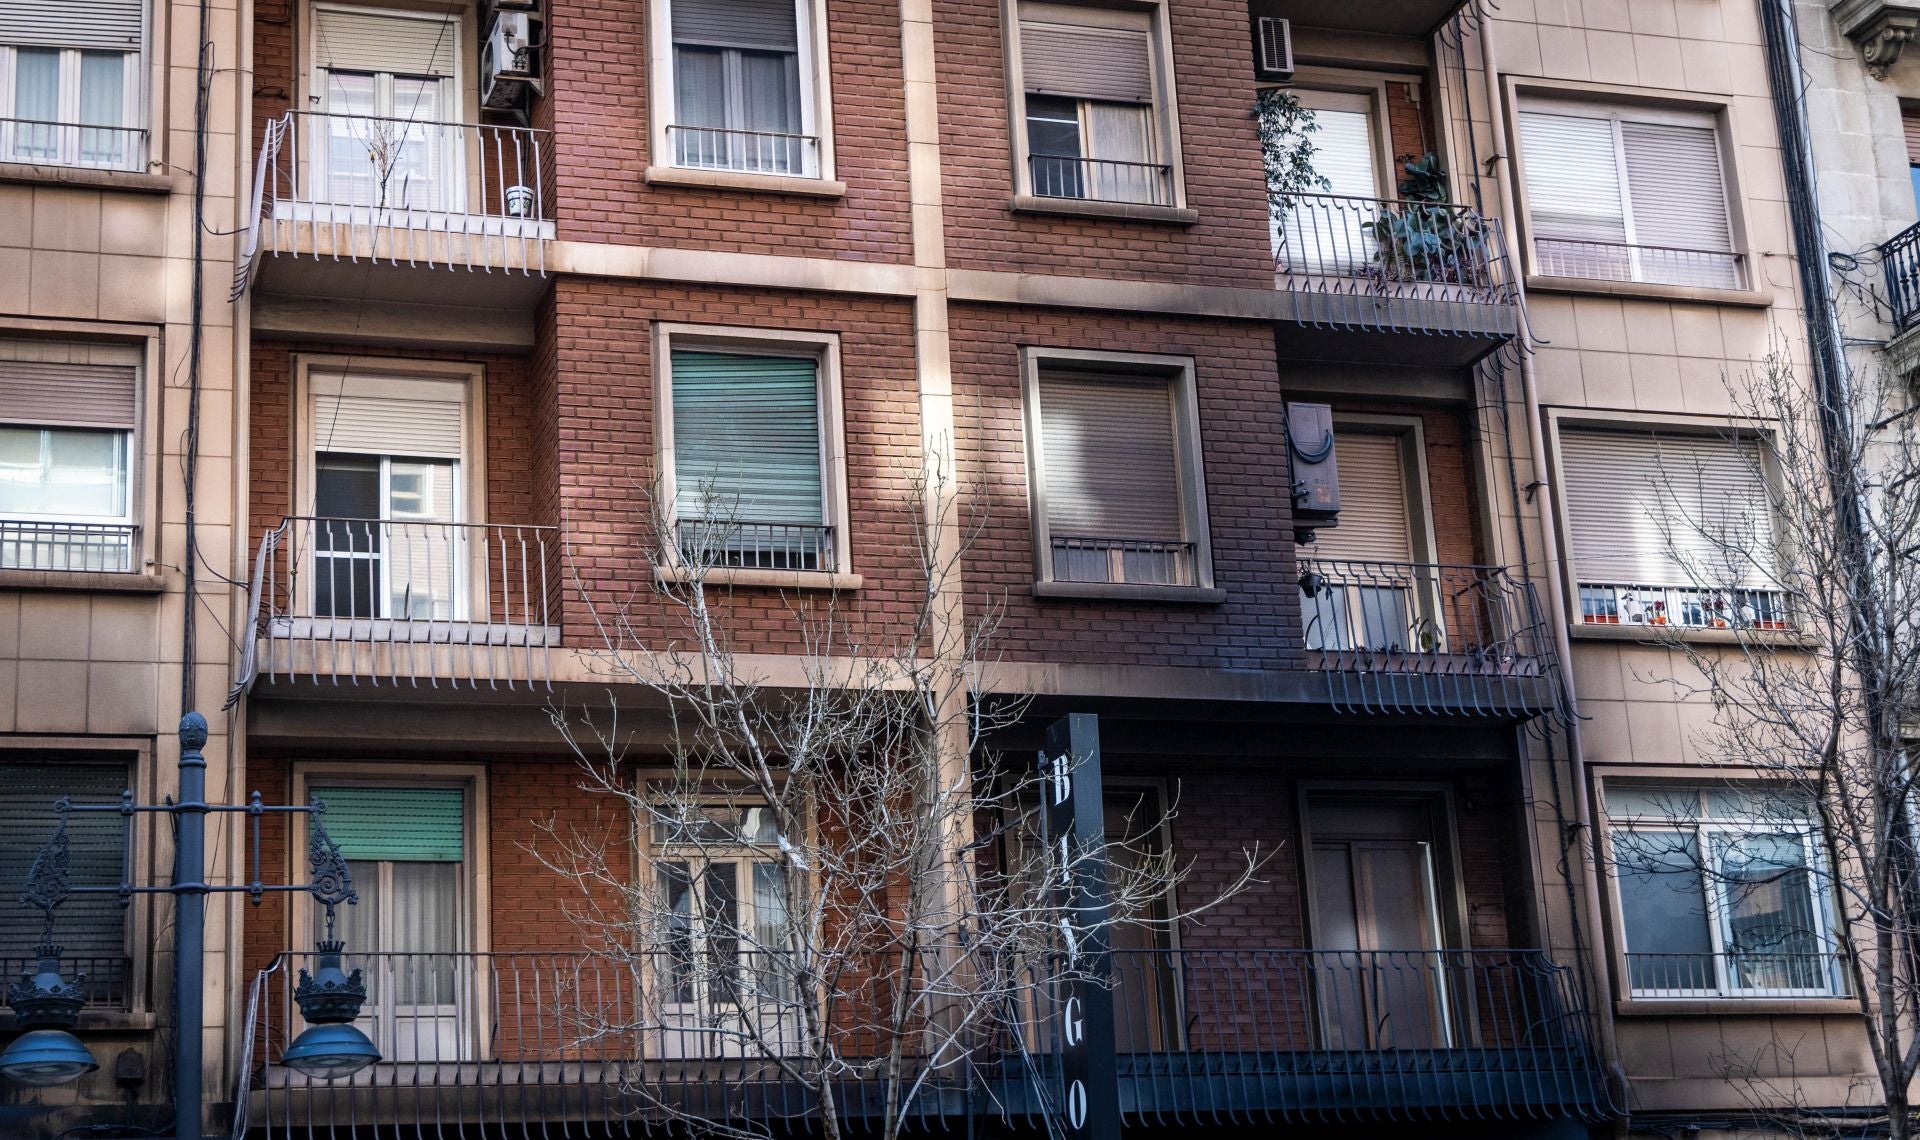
[{"xmin": 0, "ymin": 0, "xmax": 1886, "ymax": 1138}]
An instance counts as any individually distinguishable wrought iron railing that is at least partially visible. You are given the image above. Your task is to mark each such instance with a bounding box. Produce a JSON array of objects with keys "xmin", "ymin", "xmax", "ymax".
[
  {"xmin": 235, "ymin": 110, "xmax": 552, "ymax": 293},
  {"xmin": 1885, "ymin": 220, "xmax": 1920, "ymax": 333},
  {"xmin": 1051, "ymin": 536, "xmax": 1196, "ymax": 587},
  {"xmin": 1273, "ymin": 193, "xmax": 1513, "ymax": 304},
  {"xmin": 1626, "ymin": 949, "xmax": 1849, "ymax": 1000},
  {"xmin": 1577, "ymin": 581, "xmax": 1792, "ymax": 630},
  {"xmin": 0, "ymin": 520, "xmax": 137, "ymax": 573},
  {"xmin": 675, "ymin": 518, "xmax": 837, "ymax": 572},
  {"xmin": 0, "ymin": 954, "xmax": 130, "ymax": 1009},
  {"xmin": 231, "ymin": 947, "xmax": 1604, "ymax": 1138},
  {"xmin": 1531, "ymin": 236, "xmax": 1746, "ymax": 290},
  {"xmin": 0, "ymin": 116, "xmax": 145, "ymax": 172},
  {"xmin": 230, "ymin": 517, "xmax": 558, "ymax": 697},
  {"xmin": 666, "ymin": 124, "xmax": 820, "ymax": 177},
  {"xmin": 1029, "ymin": 154, "xmax": 1174, "ymax": 207},
  {"xmin": 1298, "ymin": 558, "xmax": 1552, "ymax": 673}
]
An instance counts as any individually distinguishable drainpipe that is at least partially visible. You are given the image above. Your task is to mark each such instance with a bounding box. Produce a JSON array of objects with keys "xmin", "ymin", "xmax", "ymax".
[{"xmin": 1473, "ymin": 18, "xmax": 1619, "ymax": 1073}]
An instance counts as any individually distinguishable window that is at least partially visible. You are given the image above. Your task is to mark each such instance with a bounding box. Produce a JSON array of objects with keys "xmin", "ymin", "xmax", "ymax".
[
  {"xmin": 0, "ymin": 347, "xmax": 139, "ymax": 573},
  {"xmin": 1558, "ymin": 426, "xmax": 1786, "ymax": 629},
  {"xmin": 305, "ymin": 371, "xmax": 470, "ymax": 620},
  {"xmin": 1606, "ymin": 783, "xmax": 1842, "ymax": 999},
  {"xmin": 663, "ymin": 0, "xmax": 821, "ymax": 176},
  {"xmin": 0, "ymin": 0, "xmax": 142, "ymax": 171},
  {"xmin": 1269, "ymin": 89, "xmax": 1383, "ymax": 276},
  {"xmin": 1298, "ymin": 429, "xmax": 1431, "ymax": 652},
  {"xmin": 1518, "ymin": 100, "xmax": 1741, "ymax": 289},
  {"xmin": 0, "ymin": 757, "xmax": 131, "ymax": 1007},
  {"xmin": 310, "ymin": 5, "xmax": 461, "ymax": 210},
  {"xmin": 1905, "ymin": 105, "xmax": 1920, "ymax": 212},
  {"xmin": 1014, "ymin": 2, "xmax": 1173, "ymax": 206},
  {"xmin": 659, "ymin": 332, "xmax": 846, "ymax": 575},
  {"xmin": 309, "ymin": 784, "xmax": 471, "ymax": 1061},
  {"xmin": 1024, "ymin": 352, "xmax": 1211, "ymax": 591}
]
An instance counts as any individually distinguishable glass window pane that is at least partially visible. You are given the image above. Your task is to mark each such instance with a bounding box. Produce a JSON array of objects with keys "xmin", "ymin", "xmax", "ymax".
[
  {"xmin": 1613, "ymin": 828, "xmax": 1715, "ymax": 992},
  {"xmin": 385, "ymin": 77, "xmax": 444, "ymax": 210},
  {"xmin": 78, "ymin": 52, "xmax": 124, "ymax": 126},
  {"xmin": 660, "ymin": 862, "xmax": 695, "ymax": 1003},
  {"xmin": 1715, "ymin": 833, "xmax": 1826, "ymax": 991},
  {"xmin": 323, "ymin": 71, "xmax": 379, "ymax": 205},
  {"xmin": 1026, "ymin": 94, "xmax": 1083, "ymax": 198},
  {"xmin": 1604, "ymin": 784, "xmax": 1702, "ymax": 823},
  {"xmin": 701, "ymin": 863, "xmax": 740, "ymax": 996},
  {"xmin": 0, "ymin": 429, "xmax": 127, "ymax": 517},
  {"xmin": 13, "ymin": 49, "xmax": 59, "ymax": 163},
  {"xmin": 674, "ymin": 44, "xmax": 728, "ymax": 164},
  {"xmin": 315, "ymin": 455, "xmax": 382, "ymax": 521},
  {"xmin": 738, "ymin": 50, "xmax": 801, "ymax": 171}
]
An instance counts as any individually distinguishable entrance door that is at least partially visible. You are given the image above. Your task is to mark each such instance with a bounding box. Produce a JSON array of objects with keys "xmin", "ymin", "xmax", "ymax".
[
  {"xmin": 1307, "ymin": 795, "xmax": 1453, "ymax": 1049},
  {"xmin": 310, "ymin": 785, "xmax": 471, "ymax": 1064},
  {"xmin": 310, "ymin": 7, "xmax": 463, "ymax": 212}
]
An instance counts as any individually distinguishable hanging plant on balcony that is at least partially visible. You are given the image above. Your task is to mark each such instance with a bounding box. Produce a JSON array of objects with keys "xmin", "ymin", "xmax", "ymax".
[
  {"xmin": 1255, "ymin": 87, "xmax": 1329, "ymax": 219},
  {"xmin": 1361, "ymin": 153, "xmax": 1488, "ymax": 288}
]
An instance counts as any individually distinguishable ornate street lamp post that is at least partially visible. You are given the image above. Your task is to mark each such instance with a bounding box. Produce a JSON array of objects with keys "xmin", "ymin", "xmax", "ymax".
[{"xmin": 0, "ymin": 713, "xmax": 379, "ymax": 1140}]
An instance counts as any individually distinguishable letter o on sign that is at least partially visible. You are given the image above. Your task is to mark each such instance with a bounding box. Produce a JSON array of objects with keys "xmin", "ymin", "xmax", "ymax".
[{"xmin": 1066, "ymin": 1080, "xmax": 1088, "ymax": 1130}]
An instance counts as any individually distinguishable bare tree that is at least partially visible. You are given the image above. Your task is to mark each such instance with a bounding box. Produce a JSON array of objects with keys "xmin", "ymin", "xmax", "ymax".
[
  {"xmin": 532, "ymin": 467, "xmax": 1260, "ymax": 1140},
  {"xmin": 1607, "ymin": 351, "xmax": 1920, "ymax": 1136}
]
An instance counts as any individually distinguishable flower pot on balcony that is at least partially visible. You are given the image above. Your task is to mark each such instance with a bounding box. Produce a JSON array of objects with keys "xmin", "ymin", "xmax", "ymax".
[{"xmin": 504, "ymin": 184, "xmax": 535, "ymax": 218}]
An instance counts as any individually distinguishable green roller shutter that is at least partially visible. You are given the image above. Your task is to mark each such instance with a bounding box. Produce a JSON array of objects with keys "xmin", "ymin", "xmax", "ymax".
[
  {"xmin": 311, "ymin": 786, "xmax": 464, "ymax": 862},
  {"xmin": 671, "ymin": 350, "xmax": 824, "ymax": 526},
  {"xmin": 0, "ymin": 759, "xmax": 129, "ymax": 962}
]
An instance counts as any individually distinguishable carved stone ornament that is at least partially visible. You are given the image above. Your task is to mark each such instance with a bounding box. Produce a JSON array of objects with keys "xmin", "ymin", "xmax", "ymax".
[
  {"xmin": 1832, "ymin": 0, "xmax": 1920, "ymax": 79},
  {"xmin": 294, "ymin": 941, "xmax": 369, "ymax": 1026}
]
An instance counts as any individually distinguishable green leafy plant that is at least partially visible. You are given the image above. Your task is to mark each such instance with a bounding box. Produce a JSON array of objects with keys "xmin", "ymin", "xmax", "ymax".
[
  {"xmin": 1361, "ymin": 152, "xmax": 1488, "ymax": 286},
  {"xmin": 1255, "ymin": 87, "xmax": 1328, "ymax": 219}
]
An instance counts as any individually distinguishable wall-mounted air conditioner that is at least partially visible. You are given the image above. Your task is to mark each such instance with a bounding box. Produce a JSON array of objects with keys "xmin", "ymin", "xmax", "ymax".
[
  {"xmin": 1253, "ymin": 16, "xmax": 1293, "ymax": 83},
  {"xmin": 482, "ymin": 10, "xmax": 542, "ymax": 110}
]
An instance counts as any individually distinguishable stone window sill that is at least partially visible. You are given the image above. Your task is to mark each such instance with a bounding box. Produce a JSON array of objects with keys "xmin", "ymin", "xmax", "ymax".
[
  {"xmin": 1569, "ymin": 622, "xmax": 1812, "ymax": 649},
  {"xmin": 1010, "ymin": 195, "xmax": 1199, "ymax": 226},
  {"xmin": 1615, "ymin": 996, "xmax": 1855, "ymax": 1017},
  {"xmin": 654, "ymin": 565, "xmax": 862, "ymax": 591},
  {"xmin": 0, "ymin": 569, "xmax": 164, "ymax": 593},
  {"xmin": 1524, "ymin": 273, "xmax": 1773, "ymax": 308},
  {"xmin": 1031, "ymin": 581, "xmax": 1225, "ymax": 604},
  {"xmin": 0, "ymin": 162, "xmax": 172, "ymax": 194},
  {"xmin": 644, "ymin": 165, "xmax": 847, "ymax": 198}
]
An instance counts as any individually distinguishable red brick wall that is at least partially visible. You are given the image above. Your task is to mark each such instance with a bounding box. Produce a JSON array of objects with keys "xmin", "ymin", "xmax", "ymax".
[
  {"xmin": 951, "ymin": 303, "xmax": 1301, "ymax": 668},
  {"xmin": 936, "ymin": 0, "xmax": 1274, "ymax": 286}
]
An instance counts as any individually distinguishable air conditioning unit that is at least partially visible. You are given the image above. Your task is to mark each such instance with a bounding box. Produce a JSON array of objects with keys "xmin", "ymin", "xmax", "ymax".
[
  {"xmin": 481, "ymin": 10, "xmax": 542, "ymax": 110},
  {"xmin": 1286, "ymin": 401, "xmax": 1338, "ymax": 544},
  {"xmin": 1253, "ymin": 16, "xmax": 1294, "ymax": 83}
]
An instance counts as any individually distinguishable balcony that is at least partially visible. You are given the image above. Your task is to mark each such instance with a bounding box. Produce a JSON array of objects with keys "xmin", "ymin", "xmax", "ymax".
[
  {"xmin": 1270, "ymin": 194, "xmax": 1520, "ymax": 364},
  {"xmin": 232, "ymin": 947, "xmax": 1605, "ymax": 1137},
  {"xmin": 1028, "ymin": 154, "xmax": 1176, "ymax": 208},
  {"xmin": 666, "ymin": 124, "xmax": 824, "ymax": 178},
  {"xmin": 231, "ymin": 517, "xmax": 559, "ymax": 699},
  {"xmin": 1297, "ymin": 559, "xmax": 1564, "ymax": 716},
  {"xmin": 1883, "ymin": 219, "xmax": 1920, "ymax": 336},
  {"xmin": 235, "ymin": 112, "xmax": 555, "ymax": 330},
  {"xmin": 1577, "ymin": 581, "xmax": 1792, "ymax": 632}
]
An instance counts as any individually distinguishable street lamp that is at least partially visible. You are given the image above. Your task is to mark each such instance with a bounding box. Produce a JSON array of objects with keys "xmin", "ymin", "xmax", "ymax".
[{"xmin": 0, "ymin": 713, "xmax": 380, "ymax": 1137}]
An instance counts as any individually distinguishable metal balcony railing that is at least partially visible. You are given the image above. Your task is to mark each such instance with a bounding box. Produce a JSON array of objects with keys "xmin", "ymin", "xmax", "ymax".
[
  {"xmin": 675, "ymin": 518, "xmax": 837, "ymax": 572},
  {"xmin": 1577, "ymin": 581, "xmax": 1792, "ymax": 631},
  {"xmin": 0, "ymin": 955, "xmax": 131, "ymax": 1010},
  {"xmin": 1051, "ymin": 535, "xmax": 1196, "ymax": 587},
  {"xmin": 1626, "ymin": 949, "xmax": 1849, "ymax": 1000},
  {"xmin": 235, "ymin": 110, "xmax": 553, "ymax": 293},
  {"xmin": 0, "ymin": 520, "xmax": 137, "ymax": 573},
  {"xmin": 231, "ymin": 947, "xmax": 1604, "ymax": 1138},
  {"xmin": 230, "ymin": 517, "xmax": 559, "ymax": 697},
  {"xmin": 667, "ymin": 125, "xmax": 821, "ymax": 177},
  {"xmin": 1029, "ymin": 154, "xmax": 1175, "ymax": 207},
  {"xmin": 1273, "ymin": 193, "xmax": 1513, "ymax": 305},
  {"xmin": 1884, "ymin": 219, "xmax": 1920, "ymax": 333},
  {"xmin": 0, "ymin": 117, "xmax": 145, "ymax": 172},
  {"xmin": 1531, "ymin": 236, "xmax": 1746, "ymax": 290}
]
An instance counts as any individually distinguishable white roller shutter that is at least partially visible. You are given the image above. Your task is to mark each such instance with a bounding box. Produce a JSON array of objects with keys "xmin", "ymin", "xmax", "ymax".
[
  {"xmin": 311, "ymin": 374, "xmax": 466, "ymax": 459},
  {"xmin": 1038, "ymin": 370, "xmax": 1183, "ymax": 542},
  {"xmin": 1019, "ymin": 5, "xmax": 1153, "ymax": 104},
  {"xmin": 1519, "ymin": 110, "xmax": 1628, "ymax": 281},
  {"xmin": 1560, "ymin": 428, "xmax": 1776, "ymax": 588},
  {"xmin": 312, "ymin": 6, "xmax": 458, "ymax": 78},
  {"xmin": 0, "ymin": 0, "xmax": 142, "ymax": 50},
  {"xmin": 0, "ymin": 360, "xmax": 137, "ymax": 430},
  {"xmin": 1301, "ymin": 106, "xmax": 1377, "ymax": 200},
  {"xmin": 1620, "ymin": 120, "xmax": 1737, "ymax": 287},
  {"xmin": 1303, "ymin": 432, "xmax": 1413, "ymax": 563}
]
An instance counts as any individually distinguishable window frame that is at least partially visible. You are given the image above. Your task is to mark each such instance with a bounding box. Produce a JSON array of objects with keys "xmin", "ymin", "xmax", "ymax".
[
  {"xmin": 1019, "ymin": 346, "xmax": 1216, "ymax": 600},
  {"xmin": 1507, "ymin": 82, "xmax": 1750, "ymax": 294},
  {"xmin": 1002, "ymin": 0, "xmax": 1187, "ymax": 212},
  {"xmin": 652, "ymin": 323, "xmax": 853, "ymax": 587},
  {"xmin": 1597, "ymin": 776, "xmax": 1846, "ymax": 1003},
  {"xmin": 0, "ymin": 41, "xmax": 145, "ymax": 171},
  {"xmin": 647, "ymin": 0, "xmax": 835, "ymax": 183}
]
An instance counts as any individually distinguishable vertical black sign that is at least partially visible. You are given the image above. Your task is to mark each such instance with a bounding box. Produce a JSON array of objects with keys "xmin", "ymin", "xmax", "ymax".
[{"xmin": 1039, "ymin": 713, "xmax": 1119, "ymax": 1140}]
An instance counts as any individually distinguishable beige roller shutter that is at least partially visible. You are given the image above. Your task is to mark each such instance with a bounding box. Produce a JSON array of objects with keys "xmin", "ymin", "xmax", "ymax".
[
  {"xmin": 0, "ymin": 0, "xmax": 142, "ymax": 50},
  {"xmin": 1560, "ymin": 428, "xmax": 1775, "ymax": 588},
  {"xmin": 1518, "ymin": 109, "xmax": 1628, "ymax": 284},
  {"xmin": 1905, "ymin": 107, "xmax": 1920, "ymax": 166},
  {"xmin": 1038, "ymin": 370, "xmax": 1182, "ymax": 542},
  {"xmin": 1019, "ymin": 4, "xmax": 1153, "ymax": 104},
  {"xmin": 1304, "ymin": 432, "xmax": 1413, "ymax": 563},
  {"xmin": 1620, "ymin": 120, "xmax": 1737, "ymax": 287},
  {"xmin": 0, "ymin": 360, "xmax": 137, "ymax": 430},
  {"xmin": 312, "ymin": 6, "xmax": 458, "ymax": 78},
  {"xmin": 311, "ymin": 374, "xmax": 465, "ymax": 459},
  {"xmin": 671, "ymin": 0, "xmax": 799, "ymax": 51}
]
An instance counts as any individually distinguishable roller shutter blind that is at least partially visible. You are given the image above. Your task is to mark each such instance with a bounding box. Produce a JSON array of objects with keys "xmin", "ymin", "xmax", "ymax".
[
  {"xmin": 1560, "ymin": 428, "xmax": 1776, "ymax": 588},
  {"xmin": 1303, "ymin": 432, "xmax": 1413, "ymax": 563},
  {"xmin": 0, "ymin": 360, "xmax": 137, "ymax": 429},
  {"xmin": 1020, "ymin": 6, "xmax": 1153, "ymax": 104},
  {"xmin": 1305, "ymin": 106, "xmax": 1377, "ymax": 199},
  {"xmin": 311, "ymin": 375, "xmax": 466, "ymax": 459},
  {"xmin": 1518, "ymin": 109, "xmax": 1627, "ymax": 278},
  {"xmin": 1620, "ymin": 120, "xmax": 1736, "ymax": 286},
  {"xmin": 1905, "ymin": 107, "xmax": 1920, "ymax": 165},
  {"xmin": 312, "ymin": 7, "xmax": 458, "ymax": 78},
  {"xmin": 671, "ymin": 0, "xmax": 799, "ymax": 52},
  {"xmin": 0, "ymin": 760, "xmax": 129, "ymax": 962},
  {"xmin": 1038, "ymin": 369, "xmax": 1183, "ymax": 542},
  {"xmin": 671, "ymin": 350, "xmax": 824, "ymax": 525},
  {"xmin": 0, "ymin": 0, "xmax": 142, "ymax": 50},
  {"xmin": 312, "ymin": 786, "xmax": 465, "ymax": 862}
]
